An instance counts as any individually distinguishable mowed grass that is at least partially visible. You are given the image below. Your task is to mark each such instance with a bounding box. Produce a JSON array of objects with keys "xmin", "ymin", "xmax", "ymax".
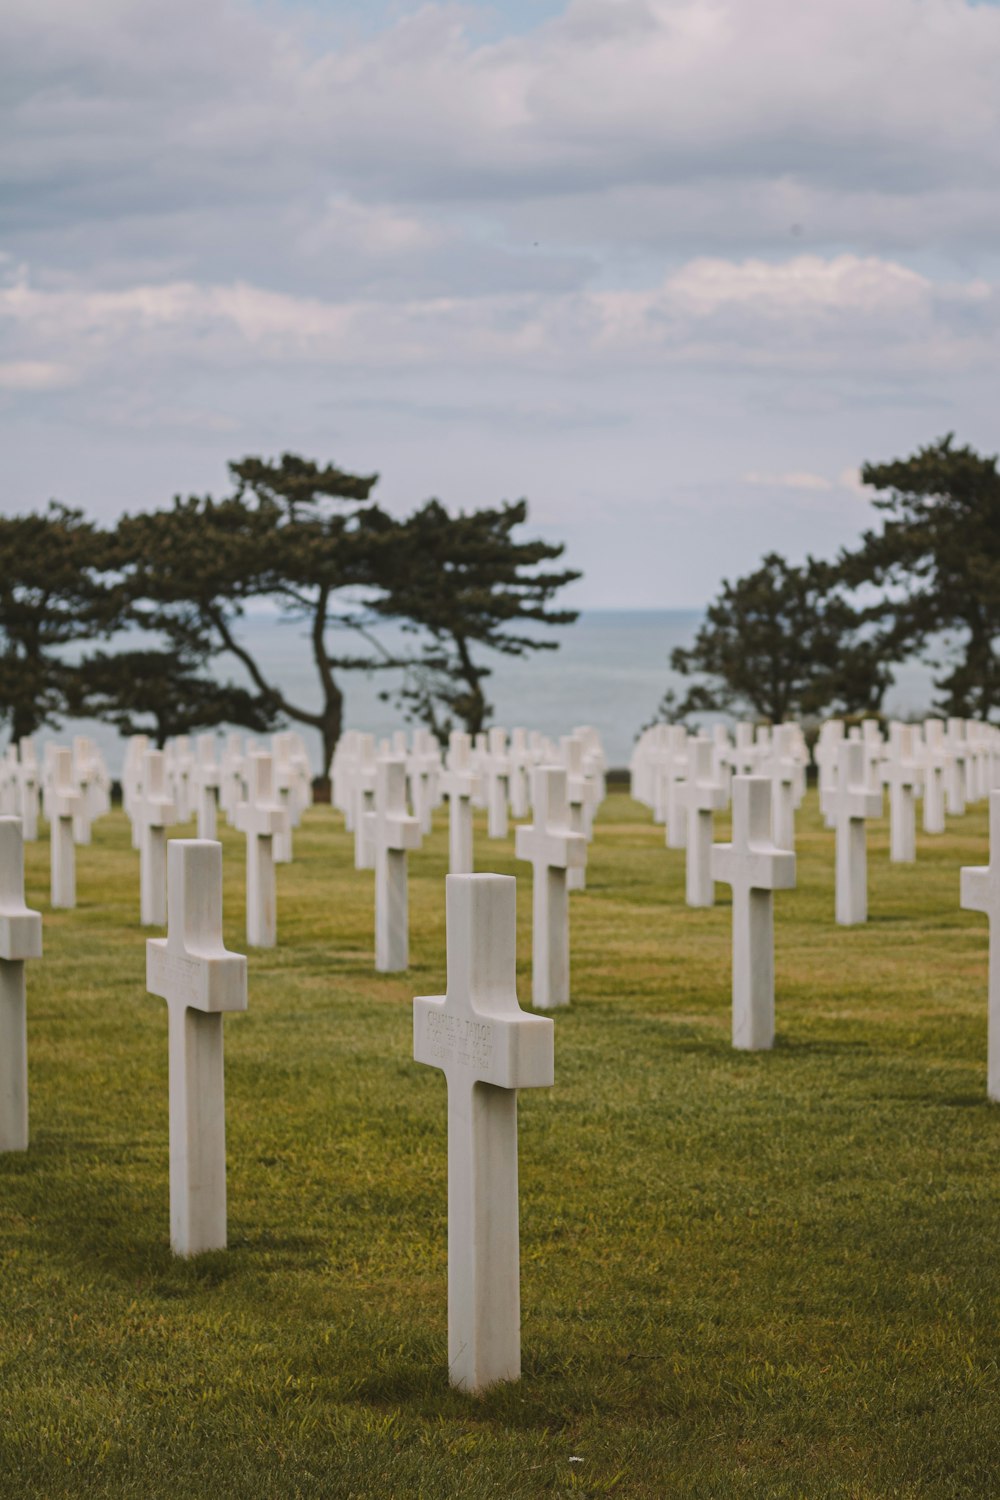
[{"xmin": 2, "ymin": 786, "xmax": 999, "ymax": 1498}]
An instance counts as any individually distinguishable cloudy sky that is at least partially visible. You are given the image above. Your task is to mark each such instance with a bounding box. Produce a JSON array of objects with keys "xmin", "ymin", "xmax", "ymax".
[{"xmin": 3, "ymin": 0, "xmax": 999, "ymax": 607}]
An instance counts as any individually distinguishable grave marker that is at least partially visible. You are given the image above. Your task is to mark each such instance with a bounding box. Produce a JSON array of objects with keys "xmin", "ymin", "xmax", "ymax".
[
  {"xmin": 234, "ymin": 752, "xmax": 288, "ymax": 948},
  {"xmin": 515, "ymin": 767, "xmax": 586, "ymax": 1009},
  {"xmin": 826, "ymin": 740, "xmax": 882, "ymax": 926},
  {"xmin": 684, "ymin": 736, "xmax": 726, "ymax": 908},
  {"xmin": 961, "ymin": 790, "xmax": 1000, "ymax": 1101},
  {"xmin": 367, "ymin": 757, "xmax": 423, "ymax": 972},
  {"xmin": 883, "ymin": 725, "xmax": 921, "ymax": 864},
  {"xmin": 441, "ymin": 732, "xmax": 480, "ymax": 876},
  {"xmin": 135, "ymin": 749, "xmax": 177, "ymax": 927},
  {"xmin": 414, "ymin": 873, "xmax": 554, "ymax": 1393},
  {"xmin": 0, "ymin": 818, "xmax": 42, "ymax": 1152},
  {"xmin": 49, "ymin": 747, "xmax": 83, "ymax": 910},
  {"xmin": 147, "ymin": 840, "xmax": 247, "ymax": 1255},
  {"xmin": 711, "ymin": 776, "xmax": 796, "ymax": 1050}
]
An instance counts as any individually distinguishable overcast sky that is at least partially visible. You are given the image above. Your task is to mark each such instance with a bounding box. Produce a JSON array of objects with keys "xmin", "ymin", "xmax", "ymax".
[{"xmin": 3, "ymin": 0, "xmax": 999, "ymax": 607}]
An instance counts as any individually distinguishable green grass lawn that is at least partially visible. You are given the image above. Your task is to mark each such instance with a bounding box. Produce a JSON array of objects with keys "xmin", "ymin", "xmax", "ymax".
[{"xmin": 2, "ymin": 788, "xmax": 999, "ymax": 1498}]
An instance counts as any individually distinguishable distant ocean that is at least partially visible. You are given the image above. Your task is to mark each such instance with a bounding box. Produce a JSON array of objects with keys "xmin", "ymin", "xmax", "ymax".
[{"xmin": 44, "ymin": 609, "xmax": 940, "ymax": 776}]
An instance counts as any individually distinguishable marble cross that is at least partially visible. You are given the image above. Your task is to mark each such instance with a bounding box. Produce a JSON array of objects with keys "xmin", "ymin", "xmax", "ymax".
[
  {"xmin": 961, "ymin": 790, "xmax": 1000, "ymax": 1101},
  {"xmin": 194, "ymin": 734, "xmax": 220, "ymax": 840},
  {"xmin": 441, "ymin": 731, "xmax": 480, "ymax": 876},
  {"xmin": 271, "ymin": 732, "xmax": 301, "ymax": 864},
  {"xmin": 763, "ymin": 724, "xmax": 797, "ymax": 851},
  {"xmin": 922, "ymin": 720, "xmax": 948, "ymax": 834},
  {"xmin": 0, "ymin": 818, "xmax": 43, "ymax": 1152},
  {"xmin": 514, "ymin": 766, "xmax": 587, "ymax": 1009},
  {"xmin": 684, "ymin": 735, "xmax": 727, "ymax": 908},
  {"xmin": 883, "ymin": 725, "xmax": 921, "ymax": 864},
  {"xmin": 17, "ymin": 738, "xmax": 39, "ymax": 843},
  {"xmin": 664, "ymin": 727, "xmax": 689, "ymax": 850},
  {"xmin": 367, "ymin": 757, "xmax": 423, "ymax": 972},
  {"xmin": 414, "ymin": 873, "xmax": 554, "ymax": 1393},
  {"xmin": 49, "ymin": 747, "xmax": 83, "ymax": 910},
  {"xmin": 147, "ymin": 839, "xmax": 247, "ymax": 1255},
  {"xmin": 171, "ymin": 736, "xmax": 196, "ymax": 824},
  {"xmin": 815, "ymin": 721, "xmax": 845, "ymax": 829},
  {"xmin": 409, "ymin": 731, "xmax": 442, "ymax": 835},
  {"xmin": 71, "ymin": 736, "xmax": 96, "ymax": 845},
  {"xmin": 234, "ymin": 751, "xmax": 288, "ymax": 948},
  {"xmin": 945, "ymin": 718, "xmax": 968, "ymax": 815},
  {"xmin": 730, "ymin": 722, "xmax": 758, "ymax": 777},
  {"xmin": 826, "ymin": 739, "xmax": 883, "ymax": 926},
  {"xmin": 122, "ymin": 734, "xmax": 149, "ymax": 849},
  {"xmin": 352, "ymin": 733, "xmax": 377, "ymax": 872},
  {"xmin": 711, "ymin": 776, "xmax": 796, "ymax": 1050},
  {"xmin": 508, "ymin": 728, "xmax": 531, "ymax": 819},
  {"xmin": 561, "ymin": 734, "xmax": 591, "ymax": 892},
  {"xmin": 134, "ymin": 749, "xmax": 177, "ymax": 927},
  {"xmin": 485, "ymin": 728, "xmax": 511, "ymax": 840}
]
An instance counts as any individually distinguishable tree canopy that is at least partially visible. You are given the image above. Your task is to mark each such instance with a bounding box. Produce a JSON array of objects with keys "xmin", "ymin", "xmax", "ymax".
[
  {"xmin": 372, "ymin": 497, "xmax": 580, "ymax": 739},
  {"xmin": 110, "ymin": 455, "xmax": 579, "ymax": 765},
  {"xmin": 660, "ymin": 552, "xmax": 891, "ymax": 726},
  {"xmin": 841, "ymin": 435, "xmax": 1000, "ymax": 719},
  {"xmin": 0, "ymin": 503, "xmax": 121, "ymax": 743}
]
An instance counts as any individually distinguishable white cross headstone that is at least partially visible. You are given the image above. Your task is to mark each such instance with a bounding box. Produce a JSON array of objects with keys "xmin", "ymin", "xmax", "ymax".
[
  {"xmin": 684, "ymin": 736, "xmax": 727, "ymax": 908},
  {"xmin": 0, "ymin": 818, "xmax": 42, "ymax": 1151},
  {"xmin": 441, "ymin": 731, "xmax": 480, "ymax": 876},
  {"xmin": 122, "ymin": 734, "xmax": 149, "ymax": 848},
  {"xmin": 762, "ymin": 724, "xmax": 798, "ymax": 851},
  {"xmin": 17, "ymin": 738, "xmax": 39, "ymax": 843},
  {"xmin": 883, "ymin": 725, "xmax": 921, "ymax": 864},
  {"xmin": 664, "ymin": 727, "xmax": 689, "ymax": 850},
  {"xmin": 49, "ymin": 747, "xmax": 83, "ymax": 910},
  {"xmin": 147, "ymin": 839, "xmax": 247, "ymax": 1255},
  {"xmin": 561, "ymin": 734, "xmax": 592, "ymax": 893},
  {"xmin": 484, "ymin": 728, "xmax": 510, "ymax": 840},
  {"xmin": 826, "ymin": 739, "xmax": 882, "ymax": 925},
  {"xmin": 814, "ymin": 720, "xmax": 844, "ymax": 829},
  {"xmin": 946, "ymin": 718, "xmax": 968, "ymax": 815},
  {"xmin": 730, "ymin": 722, "xmax": 758, "ymax": 777},
  {"xmin": 410, "ymin": 730, "xmax": 442, "ymax": 835},
  {"xmin": 921, "ymin": 720, "xmax": 948, "ymax": 834},
  {"xmin": 170, "ymin": 735, "xmax": 196, "ymax": 823},
  {"xmin": 134, "ymin": 749, "xmax": 177, "ymax": 927},
  {"xmin": 71, "ymin": 736, "xmax": 96, "ymax": 845},
  {"xmin": 234, "ymin": 752, "xmax": 288, "ymax": 948},
  {"xmin": 352, "ymin": 734, "xmax": 377, "ymax": 872},
  {"xmin": 367, "ymin": 757, "xmax": 423, "ymax": 972},
  {"xmin": 961, "ymin": 790, "xmax": 1000, "ymax": 1101},
  {"xmin": 514, "ymin": 767, "xmax": 586, "ymax": 1009},
  {"xmin": 508, "ymin": 728, "xmax": 531, "ymax": 819},
  {"xmin": 711, "ymin": 776, "xmax": 796, "ymax": 1050},
  {"xmin": 414, "ymin": 873, "xmax": 554, "ymax": 1393},
  {"xmin": 194, "ymin": 734, "xmax": 220, "ymax": 840}
]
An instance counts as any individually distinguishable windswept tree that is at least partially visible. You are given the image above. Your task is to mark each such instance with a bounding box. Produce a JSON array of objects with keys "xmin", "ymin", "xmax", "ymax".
[
  {"xmin": 72, "ymin": 648, "xmax": 282, "ymax": 748},
  {"xmin": 657, "ymin": 552, "xmax": 891, "ymax": 726},
  {"xmin": 0, "ymin": 503, "xmax": 120, "ymax": 741},
  {"xmin": 841, "ymin": 435, "xmax": 1000, "ymax": 719},
  {"xmin": 117, "ymin": 457, "xmax": 582, "ymax": 763},
  {"xmin": 114, "ymin": 454, "xmax": 391, "ymax": 769},
  {"xmin": 373, "ymin": 498, "xmax": 580, "ymax": 740}
]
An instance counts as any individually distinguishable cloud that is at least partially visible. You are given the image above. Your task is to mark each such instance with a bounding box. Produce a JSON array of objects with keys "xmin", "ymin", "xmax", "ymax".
[
  {"xmin": 0, "ymin": 359, "xmax": 75, "ymax": 391},
  {"xmin": 3, "ymin": 253, "xmax": 997, "ymax": 385},
  {"xmin": 743, "ymin": 471, "xmax": 834, "ymax": 491},
  {"xmin": 3, "ymin": 0, "xmax": 1000, "ymax": 291}
]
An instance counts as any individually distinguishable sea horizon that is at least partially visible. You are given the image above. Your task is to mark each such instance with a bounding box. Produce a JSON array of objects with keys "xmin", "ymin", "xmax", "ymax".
[{"xmin": 31, "ymin": 607, "xmax": 941, "ymax": 775}]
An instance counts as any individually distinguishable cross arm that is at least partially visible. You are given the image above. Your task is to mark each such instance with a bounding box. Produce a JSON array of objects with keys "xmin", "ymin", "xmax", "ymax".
[
  {"xmin": 960, "ymin": 865, "xmax": 993, "ymax": 917},
  {"xmin": 414, "ymin": 995, "xmax": 553, "ymax": 1090},
  {"xmin": 147, "ymin": 939, "xmax": 248, "ymax": 1014}
]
